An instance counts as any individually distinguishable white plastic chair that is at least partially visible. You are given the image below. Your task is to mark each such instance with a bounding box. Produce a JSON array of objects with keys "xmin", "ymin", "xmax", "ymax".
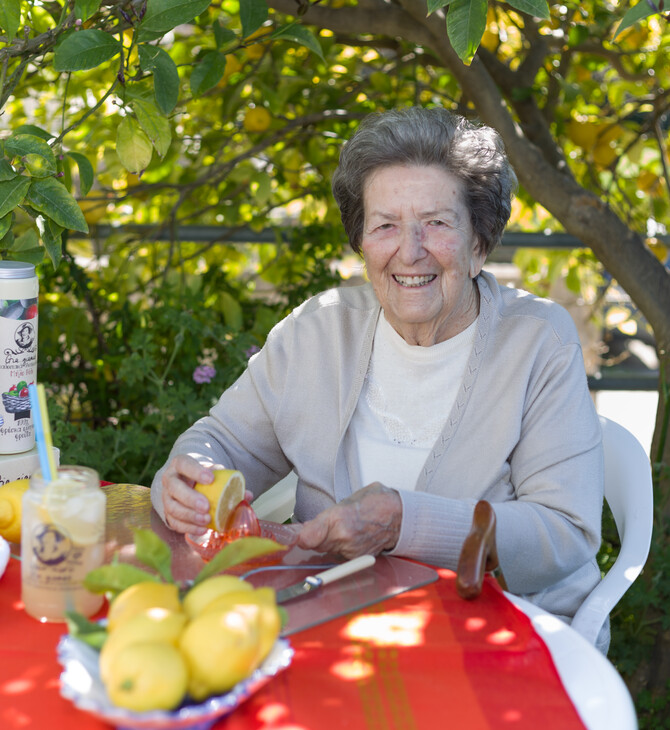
[{"xmin": 570, "ymin": 416, "xmax": 654, "ymax": 647}]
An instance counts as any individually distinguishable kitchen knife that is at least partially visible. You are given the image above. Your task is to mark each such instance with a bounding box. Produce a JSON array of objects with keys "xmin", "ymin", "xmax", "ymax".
[{"xmin": 275, "ymin": 554, "xmax": 376, "ymax": 604}]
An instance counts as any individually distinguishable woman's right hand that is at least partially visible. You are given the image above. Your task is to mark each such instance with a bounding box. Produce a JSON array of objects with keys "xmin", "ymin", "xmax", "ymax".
[{"xmin": 160, "ymin": 454, "xmax": 214, "ymax": 535}]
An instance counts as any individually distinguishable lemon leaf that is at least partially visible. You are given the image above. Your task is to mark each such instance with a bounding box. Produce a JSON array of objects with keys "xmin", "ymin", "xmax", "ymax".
[
  {"xmin": 116, "ymin": 117, "xmax": 153, "ymax": 174},
  {"xmin": 66, "ymin": 610, "xmax": 107, "ymax": 649},
  {"xmin": 133, "ymin": 528, "xmax": 174, "ymax": 583},
  {"xmin": 84, "ymin": 563, "xmax": 161, "ymax": 595},
  {"xmin": 193, "ymin": 536, "xmax": 286, "ymax": 585}
]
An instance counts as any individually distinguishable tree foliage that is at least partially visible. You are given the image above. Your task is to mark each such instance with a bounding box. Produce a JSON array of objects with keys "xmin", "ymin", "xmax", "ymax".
[{"xmin": 2, "ymin": 0, "xmax": 670, "ymax": 718}]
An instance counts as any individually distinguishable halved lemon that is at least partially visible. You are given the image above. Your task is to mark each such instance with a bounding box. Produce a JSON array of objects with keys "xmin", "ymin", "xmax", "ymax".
[
  {"xmin": 40, "ymin": 480, "xmax": 105, "ymax": 546},
  {"xmin": 194, "ymin": 469, "xmax": 245, "ymax": 532}
]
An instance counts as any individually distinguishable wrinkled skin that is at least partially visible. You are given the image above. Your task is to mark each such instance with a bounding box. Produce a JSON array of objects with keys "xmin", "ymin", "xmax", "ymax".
[{"xmin": 160, "ymin": 456, "xmax": 402, "ymax": 559}]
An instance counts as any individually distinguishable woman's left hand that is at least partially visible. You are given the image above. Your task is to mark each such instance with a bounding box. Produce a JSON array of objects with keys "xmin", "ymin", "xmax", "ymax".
[{"xmin": 297, "ymin": 482, "xmax": 402, "ymax": 559}]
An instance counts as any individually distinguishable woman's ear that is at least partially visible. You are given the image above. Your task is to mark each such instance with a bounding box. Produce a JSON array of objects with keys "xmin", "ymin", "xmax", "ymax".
[{"xmin": 469, "ymin": 242, "xmax": 486, "ymax": 278}]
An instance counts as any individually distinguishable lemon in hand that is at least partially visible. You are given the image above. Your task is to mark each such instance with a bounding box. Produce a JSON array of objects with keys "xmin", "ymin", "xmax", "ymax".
[
  {"xmin": 105, "ymin": 641, "xmax": 188, "ymax": 712},
  {"xmin": 107, "ymin": 581, "xmax": 182, "ymax": 631},
  {"xmin": 194, "ymin": 469, "xmax": 245, "ymax": 532}
]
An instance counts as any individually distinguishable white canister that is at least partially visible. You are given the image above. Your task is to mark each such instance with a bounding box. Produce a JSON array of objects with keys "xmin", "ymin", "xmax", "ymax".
[{"xmin": 0, "ymin": 262, "xmax": 38, "ymax": 454}]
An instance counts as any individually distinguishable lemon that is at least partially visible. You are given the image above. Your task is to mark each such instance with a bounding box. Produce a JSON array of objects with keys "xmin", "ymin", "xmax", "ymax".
[
  {"xmin": 179, "ymin": 609, "xmax": 261, "ymax": 700},
  {"xmin": 0, "ymin": 478, "xmax": 29, "ymax": 543},
  {"xmin": 182, "ymin": 574, "xmax": 253, "ymax": 619},
  {"xmin": 243, "ymin": 107, "xmax": 272, "ymax": 133},
  {"xmin": 193, "ymin": 469, "xmax": 245, "ymax": 532},
  {"xmin": 200, "ymin": 587, "xmax": 280, "ymax": 664},
  {"xmin": 100, "ymin": 607, "xmax": 188, "ymax": 684},
  {"xmin": 105, "ymin": 641, "xmax": 188, "ymax": 712},
  {"xmin": 107, "ymin": 581, "xmax": 182, "ymax": 632},
  {"xmin": 38, "ymin": 478, "xmax": 106, "ymax": 546}
]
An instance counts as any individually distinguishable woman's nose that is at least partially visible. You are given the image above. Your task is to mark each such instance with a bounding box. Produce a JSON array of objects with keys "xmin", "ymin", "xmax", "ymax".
[{"xmin": 397, "ymin": 223, "xmax": 426, "ymax": 263}]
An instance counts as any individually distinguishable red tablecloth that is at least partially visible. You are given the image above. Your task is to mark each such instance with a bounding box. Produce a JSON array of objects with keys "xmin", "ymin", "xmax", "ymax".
[{"xmin": 0, "ymin": 558, "xmax": 585, "ymax": 729}]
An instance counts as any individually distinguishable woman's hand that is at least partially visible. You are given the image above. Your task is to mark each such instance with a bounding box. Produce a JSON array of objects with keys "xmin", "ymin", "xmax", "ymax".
[
  {"xmin": 161, "ymin": 455, "xmax": 255, "ymax": 534},
  {"xmin": 297, "ymin": 482, "xmax": 402, "ymax": 559},
  {"xmin": 160, "ymin": 454, "xmax": 213, "ymax": 534}
]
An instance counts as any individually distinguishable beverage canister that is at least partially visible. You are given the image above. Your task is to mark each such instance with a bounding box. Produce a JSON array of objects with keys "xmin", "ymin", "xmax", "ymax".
[
  {"xmin": 21, "ymin": 465, "xmax": 106, "ymax": 622},
  {"xmin": 0, "ymin": 262, "xmax": 38, "ymax": 454}
]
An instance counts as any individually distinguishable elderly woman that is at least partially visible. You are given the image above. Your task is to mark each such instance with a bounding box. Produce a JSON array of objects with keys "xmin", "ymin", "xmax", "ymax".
[{"xmin": 151, "ymin": 107, "xmax": 604, "ymax": 646}]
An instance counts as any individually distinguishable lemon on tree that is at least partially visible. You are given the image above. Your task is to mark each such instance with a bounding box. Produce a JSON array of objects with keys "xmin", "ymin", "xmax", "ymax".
[
  {"xmin": 99, "ymin": 607, "xmax": 188, "ymax": 684},
  {"xmin": 193, "ymin": 469, "xmax": 245, "ymax": 532},
  {"xmin": 105, "ymin": 641, "xmax": 188, "ymax": 712},
  {"xmin": 243, "ymin": 107, "xmax": 272, "ymax": 133},
  {"xmin": 179, "ymin": 608, "xmax": 262, "ymax": 700},
  {"xmin": 107, "ymin": 581, "xmax": 182, "ymax": 631},
  {"xmin": 182, "ymin": 574, "xmax": 252, "ymax": 619}
]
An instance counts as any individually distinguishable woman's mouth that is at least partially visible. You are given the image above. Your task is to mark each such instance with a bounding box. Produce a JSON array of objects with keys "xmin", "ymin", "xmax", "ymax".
[{"xmin": 392, "ymin": 275, "xmax": 437, "ymax": 287}]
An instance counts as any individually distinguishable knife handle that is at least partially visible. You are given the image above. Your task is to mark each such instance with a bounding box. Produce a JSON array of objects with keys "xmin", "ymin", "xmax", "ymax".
[{"xmin": 317, "ymin": 555, "xmax": 376, "ymax": 586}]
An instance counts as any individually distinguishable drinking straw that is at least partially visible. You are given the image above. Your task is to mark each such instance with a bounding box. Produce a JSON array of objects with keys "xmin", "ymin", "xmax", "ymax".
[{"xmin": 28, "ymin": 384, "xmax": 58, "ymax": 482}]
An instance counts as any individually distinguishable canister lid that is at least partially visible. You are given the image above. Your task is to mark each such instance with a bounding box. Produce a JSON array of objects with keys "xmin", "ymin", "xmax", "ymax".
[{"xmin": 0, "ymin": 261, "xmax": 36, "ymax": 279}]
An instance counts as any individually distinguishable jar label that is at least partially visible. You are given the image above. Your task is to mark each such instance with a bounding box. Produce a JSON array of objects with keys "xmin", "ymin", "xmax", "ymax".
[{"xmin": 0, "ymin": 298, "xmax": 37, "ymax": 452}]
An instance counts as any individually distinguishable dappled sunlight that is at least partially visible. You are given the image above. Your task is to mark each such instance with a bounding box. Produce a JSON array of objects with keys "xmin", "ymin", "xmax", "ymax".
[
  {"xmin": 487, "ymin": 628, "xmax": 517, "ymax": 646},
  {"xmin": 330, "ymin": 646, "xmax": 375, "ymax": 681},
  {"xmin": 464, "ymin": 616, "xmax": 487, "ymax": 632},
  {"xmin": 342, "ymin": 604, "xmax": 430, "ymax": 647}
]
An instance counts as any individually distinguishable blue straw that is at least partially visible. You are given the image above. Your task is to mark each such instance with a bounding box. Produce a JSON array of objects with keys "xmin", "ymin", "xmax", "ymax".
[{"xmin": 29, "ymin": 384, "xmax": 52, "ymax": 482}]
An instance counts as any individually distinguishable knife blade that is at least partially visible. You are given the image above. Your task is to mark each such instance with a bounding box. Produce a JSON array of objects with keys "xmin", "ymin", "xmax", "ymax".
[{"xmin": 275, "ymin": 554, "xmax": 376, "ymax": 604}]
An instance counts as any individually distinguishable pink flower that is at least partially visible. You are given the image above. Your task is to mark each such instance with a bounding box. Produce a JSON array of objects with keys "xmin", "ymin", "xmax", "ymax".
[{"xmin": 193, "ymin": 365, "xmax": 216, "ymax": 384}]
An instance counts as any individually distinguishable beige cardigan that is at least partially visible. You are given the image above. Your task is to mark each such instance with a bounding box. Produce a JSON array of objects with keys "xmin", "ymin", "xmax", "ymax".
[{"xmin": 152, "ymin": 271, "xmax": 604, "ymax": 624}]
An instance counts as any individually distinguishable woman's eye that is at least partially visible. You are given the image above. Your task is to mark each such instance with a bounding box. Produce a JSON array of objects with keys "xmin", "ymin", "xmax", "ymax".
[
  {"xmin": 428, "ymin": 219, "xmax": 446, "ymax": 227},
  {"xmin": 376, "ymin": 223, "xmax": 394, "ymax": 231}
]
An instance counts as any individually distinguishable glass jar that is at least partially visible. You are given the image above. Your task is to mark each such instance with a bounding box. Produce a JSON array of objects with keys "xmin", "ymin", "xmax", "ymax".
[
  {"xmin": 21, "ymin": 465, "xmax": 106, "ymax": 622},
  {"xmin": 0, "ymin": 261, "xmax": 38, "ymax": 454}
]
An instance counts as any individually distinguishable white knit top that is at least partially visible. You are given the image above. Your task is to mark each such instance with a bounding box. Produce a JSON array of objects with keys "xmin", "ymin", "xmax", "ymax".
[{"xmin": 346, "ymin": 313, "xmax": 477, "ymax": 491}]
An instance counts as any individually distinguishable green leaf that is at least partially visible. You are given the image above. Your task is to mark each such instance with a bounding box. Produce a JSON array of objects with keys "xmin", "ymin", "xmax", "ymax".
[
  {"xmin": 446, "ymin": 0, "xmax": 487, "ymax": 65},
  {"xmin": 505, "ymin": 0, "xmax": 550, "ymax": 19},
  {"xmin": 41, "ymin": 218, "xmax": 64, "ymax": 268},
  {"xmin": 24, "ymin": 154, "xmax": 57, "ymax": 178},
  {"xmin": 271, "ymin": 23, "xmax": 325, "ymax": 62},
  {"xmin": 26, "ymin": 177, "xmax": 89, "ymax": 233},
  {"xmin": 5, "ymin": 134, "xmax": 57, "ymax": 171},
  {"xmin": 140, "ymin": 0, "xmax": 212, "ymax": 34},
  {"xmin": 426, "ymin": 0, "xmax": 454, "ymax": 13},
  {"xmin": 241, "ymin": 0, "xmax": 269, "ymax": 38},
  {"xmin": 131, "ymin": 99, "xmax": 172, "ymax": 158},
  {"xmin": 0, "ymin": 176, "xmax": 31, "ymax": 219},
  {"xmin": 193, "ymin": 537, "xmax": 287, "ymax": 585},
  {"xmin": 138, "ymin": 44, "xmax": 180, "ymax": 114},
  {"xmin": 116, "ymin": 117, "xmax": 153, "ymax": 174},
  {"xmin": 614, "ymin": 0, "xmax": 657, "ymax": 40},
  {"xmin": 0, "ymin": 161, "xmax": 17, "ymax": 182},
  {"xmin": 133, "ymin": 528, "xmax": 173, "ymax": 582},
  {"xmin": 220, "ymin": 290, "xmax": 243, "ymax": 329},
  {"xmin": 190, "ymin": 51, "xmax": 227, "ymax": 96},
  {"xmin": 13, "ymin": 125, "xmax": 53, "ymax": 141},
  {"xmin": 7, "ymin": 247, "xmax": 44, "ymax": 265},
  {"xmin": 83, "ymin": 563, "xmax": 161, "ymax": 595},
  {"xmin": 66, "ymin": 152, "xmax": 95, "ymax": 196},
  {"xmin": 0, "ymin": 213, "xmax": 12, "ymax": 240},
  {"xmin": 213, "ymin": 20, "xmax": 237, "ymax": 50},
  {"xmin": 74, "ymin": 0, "xmax": 102, "ymax": 22},
  {"xmin": 54, "ymin": 29, "xmax": 121, "ymax": 72},
  {"xmin": 13, "ymin": 228, "xmax": 39, "ymax": 252},
  {"xmin": 0, "ymin": 0, "xmax": 21, "ymax": 42},
  {"xmin": 65, "ymin": 611, "xmax": 108, "ymax": 650}
]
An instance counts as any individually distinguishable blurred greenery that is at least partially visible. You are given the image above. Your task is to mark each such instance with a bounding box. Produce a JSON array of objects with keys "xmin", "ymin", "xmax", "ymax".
[{"xmin": 2, "ymin": 0, "xmax": 670, "ymax": 720}]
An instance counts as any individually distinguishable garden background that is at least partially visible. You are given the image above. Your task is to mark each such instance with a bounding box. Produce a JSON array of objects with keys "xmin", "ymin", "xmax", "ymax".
[{"xmin": 1, "ymin": 0, "xmax": 670, "ymax": 724}]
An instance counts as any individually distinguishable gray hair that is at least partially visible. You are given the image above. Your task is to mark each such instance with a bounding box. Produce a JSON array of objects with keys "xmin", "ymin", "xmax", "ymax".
[{"xmin": 331, "ymin": 107, "xmax": 518, "ymax": 256}]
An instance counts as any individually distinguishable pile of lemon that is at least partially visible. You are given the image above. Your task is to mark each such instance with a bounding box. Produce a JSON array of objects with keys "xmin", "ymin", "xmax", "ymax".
[{"xmin": 99, "ymin": 575, "xmax": 281, "ymax": 712}]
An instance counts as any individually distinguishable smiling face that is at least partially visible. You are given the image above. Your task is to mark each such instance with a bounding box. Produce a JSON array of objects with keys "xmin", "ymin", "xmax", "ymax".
[{"xmin": 361, "ymin": 164, "xmax": 486, "ymax": 346}]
